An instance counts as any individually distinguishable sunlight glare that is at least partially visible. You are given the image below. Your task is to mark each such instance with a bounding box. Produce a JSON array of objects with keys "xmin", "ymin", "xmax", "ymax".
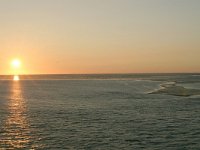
[
  {"xmin": 12, "ymin": 59, "xmax": 21, "ymax": 69},
  {"xmin": 13, "ymin": 75, "xmax": 20, "ymax": 81}
]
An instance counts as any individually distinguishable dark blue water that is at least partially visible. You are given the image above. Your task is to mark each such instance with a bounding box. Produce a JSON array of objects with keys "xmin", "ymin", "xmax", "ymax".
[{"xmin": 0, "ymin": 74, "xmax": 200, "ymax": 149}]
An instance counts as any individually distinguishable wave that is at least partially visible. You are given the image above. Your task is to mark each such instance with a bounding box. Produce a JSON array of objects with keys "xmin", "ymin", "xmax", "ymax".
[{"xmin": 149, "ymin": 82, "xmax": 200, "ymax": 97}]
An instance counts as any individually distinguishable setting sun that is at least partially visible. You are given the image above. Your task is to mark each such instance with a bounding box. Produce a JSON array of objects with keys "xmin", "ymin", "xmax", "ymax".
[
  {"xmin": 11, "ymin": 59, "xmax": 21, "ymax": 80},
  {"xmin": 11, "ymin": 59, "xmax": 21, "ymax": 69}
]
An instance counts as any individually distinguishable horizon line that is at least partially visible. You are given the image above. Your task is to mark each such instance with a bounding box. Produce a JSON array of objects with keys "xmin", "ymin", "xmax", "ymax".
[{"xmin": 1, "ymin": 72, "xmax": 200, "ymax": 76}]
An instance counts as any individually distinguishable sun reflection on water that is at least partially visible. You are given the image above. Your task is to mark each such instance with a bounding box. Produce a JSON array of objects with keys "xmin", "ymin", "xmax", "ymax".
[
  {"xmin": 13, "ymin": 75, "xmax": 20, "ymax": 81},
  {"xmin": 0, "ymin": 81, "xmax": 31, "ymax": 148}
]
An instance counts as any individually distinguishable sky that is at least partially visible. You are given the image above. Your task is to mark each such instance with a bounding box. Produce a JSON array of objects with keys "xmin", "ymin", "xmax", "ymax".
[{"xmin": 0, "ymin": 0, "xmax": 200, "ymax": 74}]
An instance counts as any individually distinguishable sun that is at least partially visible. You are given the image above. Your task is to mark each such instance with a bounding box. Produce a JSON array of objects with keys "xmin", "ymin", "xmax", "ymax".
[
  {"xmin": 11, "ymin": 59, "xmax": 21, "ymax": 81},
  {"xmin": 12, "ymin": 59, "xmax": 21, "ymax": 69}
]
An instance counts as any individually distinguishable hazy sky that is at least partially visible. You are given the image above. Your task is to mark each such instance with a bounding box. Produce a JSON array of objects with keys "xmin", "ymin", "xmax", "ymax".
[{"xmin": 0, "ymin": 0, "xmax": 200, "ymax": 74}]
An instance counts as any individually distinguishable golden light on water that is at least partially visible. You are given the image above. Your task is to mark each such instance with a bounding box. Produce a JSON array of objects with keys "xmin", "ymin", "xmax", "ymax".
[
  {"xmin": 0, "ymin": 81, "xmax": 31, "ymax": 148},
  {"xmin": 13, "ymin": 75, "xmax": 20, "ymax": 81}
]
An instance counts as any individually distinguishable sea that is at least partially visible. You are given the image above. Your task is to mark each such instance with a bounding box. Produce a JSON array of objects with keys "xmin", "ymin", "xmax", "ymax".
[{"xmin": 0, "ymin": 74, "xmax": 199, "ymax": 149}]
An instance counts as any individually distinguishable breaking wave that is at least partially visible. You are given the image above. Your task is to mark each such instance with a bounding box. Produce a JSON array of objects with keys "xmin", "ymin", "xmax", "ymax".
[{"xmin": 149, "ymin": 82, "xmax": 200, "ymax": 97}]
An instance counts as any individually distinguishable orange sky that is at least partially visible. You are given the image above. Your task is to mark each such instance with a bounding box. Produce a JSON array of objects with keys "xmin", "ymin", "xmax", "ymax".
[{"xmin": 0, "ymin": 0, "xmax": 200, "ymax": 75}]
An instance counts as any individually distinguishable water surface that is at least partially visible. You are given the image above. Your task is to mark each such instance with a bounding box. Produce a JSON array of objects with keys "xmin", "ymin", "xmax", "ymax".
[{"xmin": 0, "ymin": 74, "xmax": 200, "ymax": 149}]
